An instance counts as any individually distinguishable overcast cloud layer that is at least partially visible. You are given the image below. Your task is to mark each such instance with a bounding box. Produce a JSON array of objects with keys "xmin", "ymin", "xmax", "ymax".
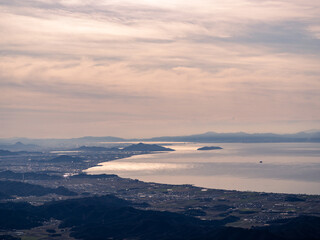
[{"xmin": 1, "ymin": 0, "xmax": 320, "ymax": 138}]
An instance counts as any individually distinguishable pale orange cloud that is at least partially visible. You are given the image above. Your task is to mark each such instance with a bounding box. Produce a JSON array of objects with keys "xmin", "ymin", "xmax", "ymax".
[{"xmin": 0, "ymin": 0, "xmax": 320, "ymax": 138}]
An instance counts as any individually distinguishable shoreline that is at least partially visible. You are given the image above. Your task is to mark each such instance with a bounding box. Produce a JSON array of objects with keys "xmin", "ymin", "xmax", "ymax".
[
  {"xmin": 84, "ymin": 149, "xmax": 320, "ymax": 196},
  {"xmin": 0, "ymin": 149, "xmax": 319, "ymax": 228}
]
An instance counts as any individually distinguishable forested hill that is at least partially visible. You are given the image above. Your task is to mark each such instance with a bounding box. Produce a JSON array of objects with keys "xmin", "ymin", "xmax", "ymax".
[{"xmin": 0, "ymin": 195, "xmax": 319, "ymax": 240}]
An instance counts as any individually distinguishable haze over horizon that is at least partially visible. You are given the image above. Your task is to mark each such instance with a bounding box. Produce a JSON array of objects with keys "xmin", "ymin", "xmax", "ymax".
[
  {"xmin": 1, "ymin": 0, "xmax": 320, "ymax": 138},
  {"xmin": 1, "ymin": 129, "xmax": 320, "ymax": 142}
]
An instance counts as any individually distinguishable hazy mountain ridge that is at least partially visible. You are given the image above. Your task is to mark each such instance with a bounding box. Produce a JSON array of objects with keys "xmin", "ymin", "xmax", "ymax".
[
  {"xmin": 0, "ymin": 131, "xmax": 319, "ymax": 148},
  {"xmin": 0, "ymin": 142, "xmax": 41, "ymax": 151},
  {"xmin": 144, "ymin": 131, "xmax": 320, "ymax": 143}
]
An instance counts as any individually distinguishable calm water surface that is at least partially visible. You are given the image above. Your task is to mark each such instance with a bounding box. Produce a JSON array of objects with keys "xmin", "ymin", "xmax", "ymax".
[{"xmin": 86, "ymin": 143, "xmax": 320, "ymax": 194}]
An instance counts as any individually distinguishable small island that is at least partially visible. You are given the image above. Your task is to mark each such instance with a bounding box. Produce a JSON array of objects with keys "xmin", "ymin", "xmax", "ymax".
[
  {"xmin": 122, "ymin": 143, "xmax": 175, "ymax": 152},
  {"xmin": 197, "ymin": 146, "xmax": 223, "ymax": 151}
]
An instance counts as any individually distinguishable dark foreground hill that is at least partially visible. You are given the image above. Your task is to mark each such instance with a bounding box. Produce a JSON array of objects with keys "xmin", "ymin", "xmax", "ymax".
[
  {"xmin": 0, "ymin": 195, "xmax": 319, "ymax": 240},
  {"xmin": 0, "ymin": 180, "xmax": 77, "ymax": 197},
  {"xmin": 0, "ymin": 170, "xmax": 62, "ymax": 181},
  {"xmin": 262, "ymin": 216, "xmax": 320, "ymax": 240}
]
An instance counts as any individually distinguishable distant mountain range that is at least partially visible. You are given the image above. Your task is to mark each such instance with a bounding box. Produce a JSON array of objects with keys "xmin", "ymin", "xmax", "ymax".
[
  {"xmin": 143, "ymin": 131, "xmax": 320, "ymax": 143},
  {"xmin": 0, "ymin": 131, "xmax": 319, "ymax": 148}
]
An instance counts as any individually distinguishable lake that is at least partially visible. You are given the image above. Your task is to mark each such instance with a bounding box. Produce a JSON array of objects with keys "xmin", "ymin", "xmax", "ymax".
[{"xmin": 85, "ymin": 142, "xmax": 320, "ymax": 195}]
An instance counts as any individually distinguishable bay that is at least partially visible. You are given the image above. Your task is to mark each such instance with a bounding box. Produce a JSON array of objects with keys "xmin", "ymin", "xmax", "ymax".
[{"xmin": 86, "ymin": 142, "xmax": 320, "ymax": 194}]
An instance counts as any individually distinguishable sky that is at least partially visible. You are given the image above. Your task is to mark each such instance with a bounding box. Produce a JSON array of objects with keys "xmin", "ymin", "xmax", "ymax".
[{"xmin": 0, "ymin": 0, "xmax": 320, "ymax": 138}]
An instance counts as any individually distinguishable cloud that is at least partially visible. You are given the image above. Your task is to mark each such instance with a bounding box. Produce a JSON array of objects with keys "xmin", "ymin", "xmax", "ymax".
[
  {"xmin": 0, "ymin": 0, "xmax": 320, "ymax": 137},
  {"xmin": 307, "ymin": 25, "xmax": 320, "ymax": 39}
]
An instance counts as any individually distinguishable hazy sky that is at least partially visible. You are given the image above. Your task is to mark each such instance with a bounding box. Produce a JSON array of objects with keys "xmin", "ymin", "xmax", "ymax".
[{"xmin": 1, "ymin": 0, "xmax": 320, "ymax": 138}]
